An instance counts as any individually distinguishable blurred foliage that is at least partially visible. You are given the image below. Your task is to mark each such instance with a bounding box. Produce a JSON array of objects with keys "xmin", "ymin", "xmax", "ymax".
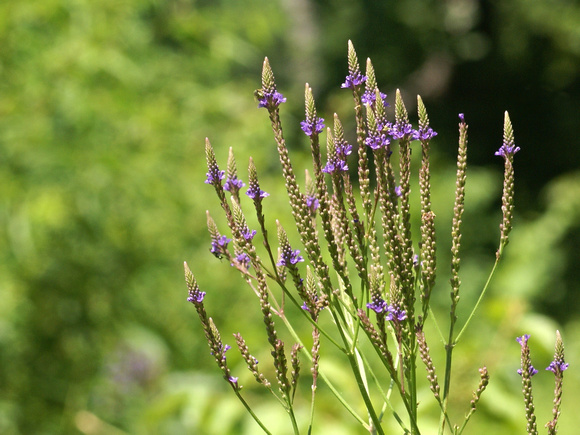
[{"xmin": 0, "ymin": 0, "xmax": 578, "ymax": 434}]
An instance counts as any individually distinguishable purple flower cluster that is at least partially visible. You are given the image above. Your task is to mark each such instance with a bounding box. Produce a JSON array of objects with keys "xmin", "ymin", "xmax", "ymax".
[
  {"xmin": 362, "ymin": 90, "xmax": 388, "ymax": 106},
  {"xmin": 322, "ymin": 159, "xmax": 348, "ymax": 174},
  {"xmin": 300, "ymin": 117, "xmax": 325, "ymax": 136},
  {"xmin": 516, "ymin": 334, "xmax": 539, "ymax": 376},
  {"xmin": 546, "ymin": 360, "xmax": 569, "ymax": 374},
  {"xmin": 246, "ymin": 185, "xmax": 269, "ymax": 199},
  {"xmin": 277, "ymin": 249, "xmax": 304, "ymax": 267},
  {"xmin": 224, "ymin": 176, "xmax": 245, "ymax": 192},
  {"xmin": 205, "ymin": 169, "xmax": 225, "ymax": 186},
  {"xmin": 495, "ymin": 143, "xmax": 521, "ymax": 158},
  {"xmin": 233, "ymin": 252, "xmax": 251, "ymax": 269},
  {"xmin": 341, "ymin": 72, "xmax": 367, "ymax": 89},
  {"xmin": 389, "ymin": 121, "xmax": 414, "ymax": 140},
  {"xmin": 242, "ymin": 227, "xmax": 257, "ymax": 240},
  {"xmin": 187, "ymin": 289, "xmax": 206, "ymax": 304},
  {"xmin": 412, "ymin": 127, "xmax": 438, "ymax": 141},
  {"xmin": 365, "ymin": 131, "xmax": 391, "ymax": 150},
  {"xmin": 306, "ymin": 195, "xmax": 319, "ymax": 212},
  {"xmin": 258, "ymin": 90, "xmax": 287, "ymax": 109},
  {"xmin": 210, "ymin": 234, "xmax": 231, "ymax": 258},
  {"xmin": 367, "ymin": 299, "xmax": 407, "ymax": 321}
]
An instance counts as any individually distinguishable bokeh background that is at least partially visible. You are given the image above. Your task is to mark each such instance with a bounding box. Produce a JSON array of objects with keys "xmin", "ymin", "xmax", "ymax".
[{"xmin": 1, "ymin": 0, "xmax": 579, "ymax": 434}]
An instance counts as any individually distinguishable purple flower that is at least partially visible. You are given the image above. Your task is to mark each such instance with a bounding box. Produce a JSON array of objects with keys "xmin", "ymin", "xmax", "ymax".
[
  {"xmin": 233, "ymin": 252, "xmax": 251, "ymax": 269},
  {"xmin": 277, "ymin": 249, "xmax": 304, "ymax": 266},
  {"xmin": 341, "ymin": 72, "xmax": 367, "ymax": 89},
  {"xmin": 246, "ymin": 186, "xmax": 269, "ymax": 199},
  {"xmin": 306, "ymin": 195, "xmax": 319, "ymax": 211},
  {"xmin": 458, "ymin": 113, "xmax": 465, "ymax": 122},
  {"xmin": 258, "ymin": 90, "xmax": 287, "ymax": 109},
  {"xmin": 516, "ymin": 334, "xmax": 531, "ymax": 346},
  {"xmin": 386, "ymin": 305, "xmax": 407, "ymax": 322},
  {"xmin": 301, "ymin": 117, "xmax": 325, "ymax": 136},
  {"xmin": 517, "ymin": 366, "xmax": 539, "ymax": 377},
  {"xmin": 210, "ymin": 234, "xmax": 231, "ymax": 258},
  {"xmin": 187, "ymin": 289, "xmax": 206, "ymax": 304},
  {"xmin": 362, "ymin": 90, "xmax": 388, "ymax": 106},
  {"xmin": 412, "ymin": 127, "xmax": 438, "ymax": 141},
  {"xmin": 389, "ymin": 122, "xmax": 414, "ymax": 140},
  {"xmin": 322, "ymin": 159, "xmax": 348, "ymax": 174},
  {"xmin": 242, "ymin": 228, "xmax": 257, "ymax": 240},
  {"xmin": 495, "ymin": 144, "xmax": 520, "ymax": 158},
  {"xmin": 365, "ymin": 132, "xmax": 391, "ymax": 150},
  {"xmin": 367, "ymin": 299, "xmax": 388, "ymax": 313},
  {"xmin": 224, "ymin": 176, "xmax": 245, "ymax": 192},
  {"xmin": 394, "ymin": 185, "xmax": 402, "ymax": 197},
  {"xmin": 546, "ymin": 360, "xmax": 569, "ymax": 374},
  {"xmin": 205, "ymin": 169, "xmax": 225, "ymax": 186}
]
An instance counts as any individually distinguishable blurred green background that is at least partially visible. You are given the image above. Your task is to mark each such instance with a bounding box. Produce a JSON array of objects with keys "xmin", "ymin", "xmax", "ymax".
[{"xmin": 1, "ymin": 0, "xmax": 579, "ymax": 433}]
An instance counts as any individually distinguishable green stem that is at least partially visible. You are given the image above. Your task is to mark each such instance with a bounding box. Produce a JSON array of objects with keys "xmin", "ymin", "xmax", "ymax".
[
  {"xmin": 455, "ymin": 255, "xmax": 500, "ymax": 343},
  {"xmin": 234, "ymin": 389, "xmax": 273, "ymax": 435}
]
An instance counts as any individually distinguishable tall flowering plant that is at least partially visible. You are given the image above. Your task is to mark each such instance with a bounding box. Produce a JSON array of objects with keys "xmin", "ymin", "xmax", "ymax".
[{"xmin": 184, "ymin": 41, "xmax": 567, "ymax": 434}]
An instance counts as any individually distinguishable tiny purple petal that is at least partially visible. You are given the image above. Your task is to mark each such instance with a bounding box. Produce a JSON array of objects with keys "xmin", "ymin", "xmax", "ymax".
[
  {"xmin": 394, "ymin": 186, "xmax": 402, "ymax": 197},
  {"xmin": 258, "ymin": 90, "xmax": 286, "ymax": 109},
  {"xmin": 187, "ymin": 290, "xmax": 206, "ymax": 304},
  {"xmin": 458, "ymin": 113, "xmax": 465, "ymax": 122},
  {"xmin": 246, "ymin": 186, "xmax": 269, "ymax": 199},
  {"xmin": 306, "ymin": 195, "xmax": 319, "ymax": 211},
  {"xmin": 341, "ymin": 73, "xmax": 367, "ymax": 89},
  {"xmin": 224, "ymin": 176, "xmax": 246, "ymax": 191},
  {"xmin": 301, "ymin": 117, "xmax": 325, "ymax": 136}
]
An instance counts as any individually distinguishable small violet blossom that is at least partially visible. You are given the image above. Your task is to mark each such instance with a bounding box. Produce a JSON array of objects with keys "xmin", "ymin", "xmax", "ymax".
[
  {"xmin": 495, "ymin": 143, "xmax": 521, "ymax": 158},
  {"xmin": 187, "ymin": 289, "xmax": 206, "ymax": 304},
  {"xmin": 278, "ymin": 249, "xmax": 304, "ymax": 267},
  {"xmin": 300, "ymin": 117, "xmax": 325, "ymax": 136},
  {"xmin": 211, "ymin": 234, "xmax": 231, "ymax": 257},
  {"xmin": 365, "ymin": 132, "xmax": 390, "ymax": 150},
  {"xmin": 546, "ymin": 360, "xmax": 569, "ymax": 374},
  {"xmin": 306, "ymin": 195, "xmax": 319, "ymax": 211},
  {"xmin": 242, "ymin": 228, "xmax": 257, "ymax": 240},
  {"xmin": 205, "ymin": 169, "xmax": 225, "ymax": 186},
  {"xmin": 322, "ymin": 159, "xmax": 348, "ymax": 174},
  {"xmin": 246, "ymin": 186, "xmax": 269, "ymax": 200},
  {"xmin": 233, "ymin": 252, "xmax": 251, "ymax": 269},
  {"xmin": 258, "ymin": 91, "xmax": 287, "ymax": 109},
  {"xmin": 390, "ymin": 122, "xmax": 414, "ymax": 140},
  {"xmin": 412, "ymin": 127, "xmax": 438, "ymax": 141},
  {"xmin": 341, "ymin": 72, "xmax": 367, "ymax": 89},
  {"xmin": 362, "ymin": 90, "xmax": 388, "ymax": 107},
  {"xmin": 224, "ymin": 176, "xmax": 245, "ymax": 192}
]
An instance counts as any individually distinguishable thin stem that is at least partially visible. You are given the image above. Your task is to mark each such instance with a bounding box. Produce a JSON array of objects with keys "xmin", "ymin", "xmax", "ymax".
[{"xmin": 234, "ymin": 390, "xmax": 273, "ymax": 435}]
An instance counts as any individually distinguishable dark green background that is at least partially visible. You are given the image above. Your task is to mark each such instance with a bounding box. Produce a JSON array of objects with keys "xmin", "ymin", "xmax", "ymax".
[{"xmin": 1, "ymin": 0, "xmax": 578, "ymax": 433}]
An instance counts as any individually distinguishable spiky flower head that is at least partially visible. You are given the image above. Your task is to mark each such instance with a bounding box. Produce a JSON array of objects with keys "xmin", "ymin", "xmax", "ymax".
[
  {"xmin": 246, "ymin": 157, "xmax": 269, "ymax": 200},
  {"xmin": 362, "ymin": 58, "xmax": 388, "ymax": 107},
  {"xmin": 224, "ymin": 147, "xmax": 245, "ymax": 197},
  {"xmin": 184, "ymin": 261, "xmax": 206, "ymax": 304},
  {"xmin": 546, "ymin": 330, "xmax": 568, "ymax": 374},
  {"xmin": 204, "ymin": 138, "xmax": 225, "ymax": 186},
  {"xmin": 517, "ymin": 334, "xmax": 539, "ymax": 435},
  {"xmin": 495, "ymin": 111, "xmax": 520, "ymax": 158},
  {"xmin": 322, "ymin": 128, "xmax": 348, "ymax": 174},
  {"xmin": 390, "ymin": 90, "xmax": 413, "ymax": 140},
  {"xmin": 413, "ymin": 96, "xmax": 438, "ymax": 141},
  {"xmin": 301, "ymin": 83, "xmax": 325, "ymax": 136},
  {"xmin": 256, "ymin": 57, "xmax": 286, "ymax": 109},
  {"xmin": 341, "ymin": 40, "xmax": 366, "ymax": 89}
]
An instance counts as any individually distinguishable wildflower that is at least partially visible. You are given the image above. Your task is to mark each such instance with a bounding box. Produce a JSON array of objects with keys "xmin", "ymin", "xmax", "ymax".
[
  {"xmin": 341, "ymin": 72, "xmax": 367, "ymax": 89},
  {"xmin": 362, "ymin": 89, "xmax": 388, "ymax": 106},
  {"xmin": 242, "ymin": 227, "xmax": 257, "ymax": 240},
  {"xmin": 233, "ymin": 252, "xmax": 251, "ymax": 269},
  {"xmin": 306, "ymin": 195, "xmax": 319, "ymax": 211},
  {"xmin": 367, "ymin": 299, "xmax": 388, "ymax": 313},
  {"xmin": 224, "ymin": 176, "xmax": 245, "ymax": 192},
  {"xmin": 187, "ymin": 289, "xmax": 206, "ymax": 304},
  {"xmin": 205, "ymin": 169, "xmax": 225, "ymax": 186},
  {"xmin": 300, "ymin": 117, "xmax": 325, "ymax": 136},
  {"xmin": 246, "ymin": 185, "xmax": 269, "ymax": 199},
  {"xmin": 365, "ymin": 131, "xmax": 390, "ymax": 150},
  {"xmin": 277, "ymin": 249, "xmax": 304, "ymax": 266},
  {"xmin": 390, "ymin": 121, "xmax": 414, "ymax": 140},
  {"xmin": 386, "ymin": 305, "xmax": 407, "ymax": 322},
  {"xmin": 210, "ymin": 234, "xmax": 231, "ymax": 258},
  {"xmin": 257, "ymin": 90, "xmax": 287, "ymax": 109},
  {"xmin": 412, "ymin": 126, "xmax": 438, "ymax": 141},
  {"xmin": 322, "ymin": 159, "xmax": 348, "ymax": 174}
]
